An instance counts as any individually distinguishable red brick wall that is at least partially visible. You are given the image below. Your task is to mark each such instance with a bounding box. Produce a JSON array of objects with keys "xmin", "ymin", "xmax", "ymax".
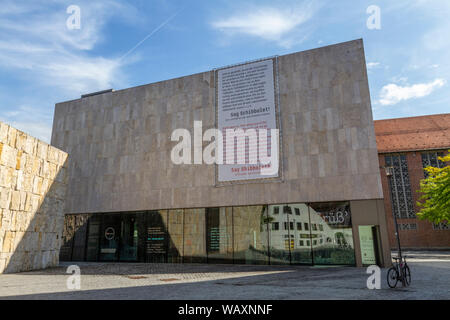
[{"xmin": 379, "ymin": 150, "xmax": 450, "ymax": 249}]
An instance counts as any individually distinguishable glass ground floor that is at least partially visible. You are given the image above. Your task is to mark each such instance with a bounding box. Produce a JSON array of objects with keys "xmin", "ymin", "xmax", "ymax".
[{"xmin": 60, "ymin": 202, "xmax": 361, "ymax": 265}]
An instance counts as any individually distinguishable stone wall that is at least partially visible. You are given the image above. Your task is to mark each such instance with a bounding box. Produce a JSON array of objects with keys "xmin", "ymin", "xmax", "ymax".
[
  {"xmin": 0, "ymin": 121, "xmax": 68, "ymax": 273},
  {"xmin": 51, "ymin": 39, "xmax": 383, "ymax": 213}
]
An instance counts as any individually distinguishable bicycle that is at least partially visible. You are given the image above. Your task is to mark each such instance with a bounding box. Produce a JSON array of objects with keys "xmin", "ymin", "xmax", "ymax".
[{"xmin": 387, "ymin": 256, "xmax": 411, "ymax": 288}]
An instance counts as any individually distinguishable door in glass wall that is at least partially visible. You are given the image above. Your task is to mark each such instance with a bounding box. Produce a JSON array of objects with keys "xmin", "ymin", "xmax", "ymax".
[
  {"xmin": 206, "ymin": 207, "xmax": 233, "ymax": 263},
  {"xmin": 119, "ymin": 214, "xmax": 138, "ymax": 261},
  {"xmin": 233, "ymin": 206, "xmax": 269, "ymax": 265},
  {"xmin": 99, "ymin": 214, "xmax": 121, "ymax": 261},
  {"xmin": 309, "ymin": 202, "xmax": 355, "ymax": 265}
]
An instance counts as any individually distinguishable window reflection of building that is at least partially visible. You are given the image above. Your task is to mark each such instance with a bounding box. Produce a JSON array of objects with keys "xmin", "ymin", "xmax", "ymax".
[
  {"xmin": 262, "ymin": 202, "xmax": 355, "ymax": 265},
  {"xmin": 63, "ymin": 202, "xmax": 355, "ymax": 266}
]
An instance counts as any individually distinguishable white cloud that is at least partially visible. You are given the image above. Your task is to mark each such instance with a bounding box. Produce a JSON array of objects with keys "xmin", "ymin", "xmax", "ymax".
[
  {"xmin": 367, "ymin": 62, "xmax": 380, "ymax": 69},
  {"xmin": 211, "ymin": 2, "xmax": 319, "ymax": 47},
  {"xmin": 378, "ymin": 79, "xmax": 446, "ymax": 106},
  {"xmin": 0, "ymin": 0, "xmax": 139, "ymax": 94},
  {"xmin": 0, "ymin": 0, "xmax": 145, "ymax": 143}
]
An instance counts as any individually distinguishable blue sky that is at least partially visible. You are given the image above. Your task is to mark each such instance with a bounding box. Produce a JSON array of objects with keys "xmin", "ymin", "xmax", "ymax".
[{"xmin": 0, "ymin": 0, "xmax": 449, "ymax": 142}]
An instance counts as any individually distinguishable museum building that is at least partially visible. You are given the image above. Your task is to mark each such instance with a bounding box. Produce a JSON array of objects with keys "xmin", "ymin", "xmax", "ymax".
[{"xmin": 51, "ymin": 39, "xmax": 392, "ymax": 267}]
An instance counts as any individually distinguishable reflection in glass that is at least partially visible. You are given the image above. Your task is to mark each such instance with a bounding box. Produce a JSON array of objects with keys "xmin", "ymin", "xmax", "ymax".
[
  {"xmin": 234, "ymin": 206, "xmax": 269, "ymax": 264},
  {"xmin": 309, "ymin": 202, "xmax": 355, "ymax": 265},
  {"xmin": 206, "ymin": 207, "xmax": 233, "ymax": 263},
  {"xmin": 119, "ymin": 214, "xmax": 138, "ymax": 261},
  {"xmin": 145, "ymin": 210, "xmax": 168, "ymax": 263},
  {"xmin": 65, "ymin": 202, "xmax": 357, "ymax": 266},
  {"xmin": 268, "ymin": 204, "xmax": 313, "ymax": 265},
  {"xmin": 183, "ymin": 208, "xmax": 206, "ymax": 263},
  {"xmin": 86, "ymin": 215, "xmax": 100, "ymax": 261},
  {"xmin": 167, "ymin": 209, "xmax": 183, "ymax": 263},
  {"xmin": 99, "ymin": 214, "xmax": 121, "ymax": 261},
  {"xmin": 267, "ymin": 205, "xmax": 289, "ymax": 264}
]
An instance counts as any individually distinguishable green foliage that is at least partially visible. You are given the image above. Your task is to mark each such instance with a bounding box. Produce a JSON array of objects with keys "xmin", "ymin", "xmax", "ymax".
[{"xmin": 416, "ymin": 152, "xmax": 450, "ymax": 224}]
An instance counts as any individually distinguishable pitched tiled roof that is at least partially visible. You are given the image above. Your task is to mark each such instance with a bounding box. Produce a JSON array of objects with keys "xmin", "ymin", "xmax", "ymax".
[{"xmin": 374, "ymin": 113, "xmax": 450, "ymax": 153}]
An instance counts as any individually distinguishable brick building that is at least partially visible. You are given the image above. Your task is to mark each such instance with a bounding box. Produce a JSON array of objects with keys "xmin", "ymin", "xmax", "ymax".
[{"xmin": 375, "ymin": 113, "xmax": 450, "ymax": 250}]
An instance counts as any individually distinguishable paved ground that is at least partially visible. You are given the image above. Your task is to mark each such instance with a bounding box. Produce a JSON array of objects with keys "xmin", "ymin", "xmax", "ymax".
[{"xmin": 0, "ymin": 251, "xmax": 449, "ymax": 299}]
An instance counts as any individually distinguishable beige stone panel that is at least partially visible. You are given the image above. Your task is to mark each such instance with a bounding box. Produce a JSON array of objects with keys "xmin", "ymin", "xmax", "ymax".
[
  {"xmin": 0, "ymin": 123, "xmax": 8, "ymax": 142},
  {"xmin": 0, "ymin": 144, "xmax": 17, "ymax": 168},
  {"xmin": 7, "ymin": 126, "xmax": 17, "ymax": 147},
  {"xmin": 2, "ymin": 231, "xmax": 15, "ymax": 252}
]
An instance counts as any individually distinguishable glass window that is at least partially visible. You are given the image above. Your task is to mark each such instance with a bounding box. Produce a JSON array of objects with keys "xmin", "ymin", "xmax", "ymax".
[
  {"xmin": 385, "ymin": 154, "xmax": 415, "ymax": 218},
  {"xmin": 206, "ymin": 207, "xmax": 233, "ymax": 263},
  {"xmin": 283, "ymin": 205, "xmax": 292, "ymax": 214},
  {"xmin": 273, "ymin": 206, "xmax": 279, "ymax": 214},
  {"xmin": 86, "ymin": 214, "xmax": 100, "ymax": 261},
  {"xmin": 145, "ymin": 210, "xmax": 168, "ymax": 263},
  {"xmin": 309, "ymin": 202, "xmax": 355, "ymax": 265},
  {"xmin": 287, "ymin": 204, "xmax": 313, "ymax": 265},
  {"xmin": 421, "ymin": 152, "xmax": 445, "ymax": 178},
  {"xmin": 167, "ymin": 209, "xmax": 183, "ymax": 263},
  {"xmin": 233, "ymin": 206, "xmax": 269, "ymax": 265},
  {"xmin": 63, "ymin": 202, "xmax": 356, "ymax": 267},
  {"xmin": 432, "ymin": 222, "xmax": 449, "ymax": 230},
  {"xmin": 119, "ymin": 213, "xmax": 138, "ymax": 261},
  {"xmin": 267, "ymin": 205, "xmax": 290, "ymax": 265},
  {"xmin": 99, "ymin": 214, "xmax": 121, "ymax": 262},
  {"xmin": 183, "ymin": 208, "xmax": 206, "ymax": 263}
]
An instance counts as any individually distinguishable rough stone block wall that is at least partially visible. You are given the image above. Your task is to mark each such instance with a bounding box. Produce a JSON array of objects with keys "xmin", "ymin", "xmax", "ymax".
[{"xmin": 0, "ymin": 121, "xmax": 68, "ymax": 273}]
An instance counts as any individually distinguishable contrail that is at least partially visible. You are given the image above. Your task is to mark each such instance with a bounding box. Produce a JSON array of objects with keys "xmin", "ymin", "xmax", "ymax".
[{"xmin": 119, "ymin": 6, "xmax": 185, "ymax": 62}]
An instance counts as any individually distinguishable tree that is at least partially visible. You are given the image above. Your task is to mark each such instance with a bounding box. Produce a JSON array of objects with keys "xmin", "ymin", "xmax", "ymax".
[{"xmin": 417, "ymin": 152, "xmax": 450, "ymax": 224}]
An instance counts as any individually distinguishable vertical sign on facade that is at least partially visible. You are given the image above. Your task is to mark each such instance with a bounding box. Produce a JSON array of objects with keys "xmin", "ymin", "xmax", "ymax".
[{"xmin": 216, "ymin": 58, "xmax": 280, "ymax": 183}]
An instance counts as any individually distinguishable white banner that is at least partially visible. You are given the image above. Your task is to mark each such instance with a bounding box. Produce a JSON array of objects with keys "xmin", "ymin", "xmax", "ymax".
[{"xmin": 217, "ymin": 59, "xmax": 279, "ymax": 182}]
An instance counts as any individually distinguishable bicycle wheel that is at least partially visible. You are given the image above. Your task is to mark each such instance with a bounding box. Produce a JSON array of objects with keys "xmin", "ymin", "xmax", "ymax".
[
  {"xmin": 387, "ymin": 267, "xmax": 398, "ymax": 288},
  {"xmin": 403, "ymin": 264, "xmax": 411, "ymax": 286}
]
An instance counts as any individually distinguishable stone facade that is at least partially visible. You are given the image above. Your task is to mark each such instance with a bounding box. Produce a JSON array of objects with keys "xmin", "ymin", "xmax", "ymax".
[
  {"xmin": 0, "ymin": 121, "xmax": 68, "ymax": 273},
  {"xmin": 52, "ymin": 39, "xmax": 391, "ymax": 267},
  {"xmin": 51, "ymin": 39, "xmax": 382, "ymax": 213}
]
